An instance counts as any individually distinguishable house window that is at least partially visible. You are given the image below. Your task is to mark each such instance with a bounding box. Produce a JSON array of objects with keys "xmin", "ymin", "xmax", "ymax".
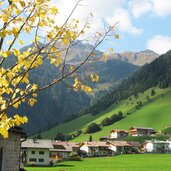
[
  {"xmin": 39, "ymin": 158, "xmax": 44, "ymax": 162},
  {"xmin": 0, "ymin": 148, "xmax": 3, "ymax": 171},
  {"xmin": 31, "ymin": 151, "xmax": 35, "ymax": 154},
  {"xmin": 39, "ymin": 151, "xmax": 44, "ymax": 155},
  {"xmin": 29, "ymin": 158, "xmax": 37, "ymax": 162}
]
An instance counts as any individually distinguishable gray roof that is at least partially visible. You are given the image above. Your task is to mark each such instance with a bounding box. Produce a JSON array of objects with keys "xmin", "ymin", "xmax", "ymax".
[{"xmin": 22, "ymin": 139, "xmax": 53, "ymax": 149}]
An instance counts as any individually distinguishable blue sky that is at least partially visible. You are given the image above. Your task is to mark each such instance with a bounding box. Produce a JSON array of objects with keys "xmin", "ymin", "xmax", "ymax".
[
  {"xmin": 4, "ymin": 0, "xmax": 171, "ymax": 55},
  {"xmin": 55, "ymin": 0, "xmax": 171, "ymax": 55}
]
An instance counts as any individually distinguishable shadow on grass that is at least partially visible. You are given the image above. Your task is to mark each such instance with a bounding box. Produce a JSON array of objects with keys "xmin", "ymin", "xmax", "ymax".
[{"xmin": 57, "ymin": 164, "xmax": 75, "ymax": 167}]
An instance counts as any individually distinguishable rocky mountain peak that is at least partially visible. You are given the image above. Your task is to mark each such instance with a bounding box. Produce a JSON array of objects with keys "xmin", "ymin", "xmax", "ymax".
[{"xmin": 108, "ymin": 50, "xmax": 159, "ymax": 66}]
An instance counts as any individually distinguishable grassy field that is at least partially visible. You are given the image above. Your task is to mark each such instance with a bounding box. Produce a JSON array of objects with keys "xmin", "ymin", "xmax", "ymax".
[
  {"xmin": 25, "ymin": 154, "xmax": 171, "ymax": 171},
  {"xmin": 40, "ymin": 87, "xmax": 171, "ymax": 140}
]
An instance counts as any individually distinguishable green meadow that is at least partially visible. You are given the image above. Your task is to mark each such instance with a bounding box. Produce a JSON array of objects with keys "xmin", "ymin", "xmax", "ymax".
[
  {"xmin": 25, "ymin": 154, "xmax": 171, "ymax": 171},
  {"xmin": 40, "ymin": 87, "xmax": 171, "ymax": 141}
]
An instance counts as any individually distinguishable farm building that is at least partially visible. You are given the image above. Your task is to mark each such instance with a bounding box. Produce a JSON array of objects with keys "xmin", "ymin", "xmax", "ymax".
[
  {"xmin": 21, "ymin": 139, "xmax": 53, "ymax": 166},
  {"xmin": 109, "ymin": 141, "xmax": 132, "ymax": 154},
  {"xmin": 50, "ymin": 141, "xmax": 79, "ymax": 162},
  {"xmin": 0, "ymin": 127, "xmax": 26, "ymax": 171},
  {"xmin": 80, "ymin": 141, "xmax": 114, "ymax": 157},
  {"xmin": 110, "ymin": 129, "xmax": 128, "ymax": 139},
  {"xmin": 129, "ymin": 127, "xmax": 156, "ymax": 136}
]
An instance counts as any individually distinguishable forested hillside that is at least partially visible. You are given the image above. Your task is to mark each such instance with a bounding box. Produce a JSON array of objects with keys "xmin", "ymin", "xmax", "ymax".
[{"xmin": 89, "ymin": 50, "xmax": 171, "ymax": 115}]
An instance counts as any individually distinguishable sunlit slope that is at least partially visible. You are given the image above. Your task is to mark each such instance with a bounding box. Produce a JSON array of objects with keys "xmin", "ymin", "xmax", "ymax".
[
  {"xmin": 40, "ymin": 87, "xmax": 171, "ymax": 139},
  {"xmin": 75, "ymin": 88, "xmax": 171, "ymax": 141}
]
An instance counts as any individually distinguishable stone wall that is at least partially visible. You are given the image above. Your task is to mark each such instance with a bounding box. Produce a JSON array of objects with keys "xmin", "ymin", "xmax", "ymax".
[{"xmin": 0, "ymin": 132, "xmax": 21, "ymax": 171}]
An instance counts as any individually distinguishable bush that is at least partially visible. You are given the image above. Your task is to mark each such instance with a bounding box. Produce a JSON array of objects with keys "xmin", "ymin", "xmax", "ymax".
[
  {"xmin": 86, "ymin": 123, "xmax": 101, "ymax": 134},
  {"xmin": 135, "ymin": 101, "xmax": 142, "ymax": 109},
  {"xmin": 151, "ymin": 89, "xmax": 156, "ymax": 96},
  {"xmin": 69, "ymin": 152, "xmax": 82, "ymax": 161},
  {"xmin": 110, "ymin": 112, "xmax": 124, "ymax": 123},
  {"xmin": 101, "ymin": 117, "xmax": 112, "ymax": 126}
]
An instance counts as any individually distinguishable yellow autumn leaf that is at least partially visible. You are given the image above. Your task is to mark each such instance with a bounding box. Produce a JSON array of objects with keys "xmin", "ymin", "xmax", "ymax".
[
  {"xmin": 51, "ymin": 6, "xmax": 58, "ymax": 14},
  {"xmin": 28, "ymin": 98, "xmax": 37, "ymax": 106},
  {"xmin": 12, "ymin": 27, "xmax": 19, "ymax": 38},
  {"xmin": 13, "ymin": 48, "xmax": 20, "ymax": 56},
  {"xmin": 62, "ymin": 38, "xmax": 69, "ymax": 46},
  {"xmin": 18, "ymin": 40, "xmax": 24, "ymax": 45},
  {"xmin": 115, "ymin": 34, "xmax": 120, "ymax": 39},
  {"xmin": 0, "ymin": 127, "xmax": 8, "ymax": 139},
  {"xmin": 1, "ymin": 50, "xmax": 11, "ymax": 58},
  {"xmin": 19, "ymin": 1, "xmax": 26, "ymax": 7},
  {"xmin": 13, "ymin": 101, "xmax": 20, "ymax": 109}
]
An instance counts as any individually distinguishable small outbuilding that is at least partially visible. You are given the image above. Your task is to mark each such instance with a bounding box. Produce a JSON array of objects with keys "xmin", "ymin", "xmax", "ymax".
[{"xmin": 0, "ymin": 127, "xmax": 26, "ymax": 171}]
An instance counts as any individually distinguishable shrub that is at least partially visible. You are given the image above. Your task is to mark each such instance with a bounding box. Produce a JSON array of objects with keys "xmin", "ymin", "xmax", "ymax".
[
  {"xmin": 86, "ymin": 123, "xmax": 101, "ymax": 134},
  {"xmin": 101, "ymin": 117, "xmax": 112, "ymax": 126},
  {"xmin": 69, "ymin": 152, "xmax": 82, "ymax": 161},
  {"xmin": 151, "ymin": 89, "xmax": 156, "ymax": 96}
]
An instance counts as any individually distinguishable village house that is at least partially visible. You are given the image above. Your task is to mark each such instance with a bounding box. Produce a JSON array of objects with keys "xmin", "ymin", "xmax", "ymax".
[
  {"xmin": 0, "ymin": 127, "xmax": 26, "ymax": 171},
  {"xmin": 109, "ymin": 141, "xmax": 132, "ymax": 154},
  {"xmin": 80, "ymin": 141, "xmax": 114, "ymax": 157},
  {"xmin": 144, "ymin": 140, "xmax": 170, "ymax": 153},
  {"xmin": 110, "ymin": 129, "xmax": 128, "ymax": 139},
  {"xmin": 129, "ymin": 127, "xmax": 156, "ymax": 136},
  {"xmin": 127, "ymin": 141, "xmax": 142, "ymax": 152},
  {"xmin": 50, "ymin": 141, "xmax": 79, "ymax": 162},
  {"xmin": 21, "ymin": 139, "xmax": 53, "ymax": 166}
]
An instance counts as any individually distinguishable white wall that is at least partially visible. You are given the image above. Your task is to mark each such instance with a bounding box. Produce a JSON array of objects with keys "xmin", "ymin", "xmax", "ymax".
[
  {"xmin": 145, "ymin": 142, "xmax": 154, "ymax": 152},
  {"xmin": 26, "ymin": 148, "xmax": 50, "ymax": 165},
  {"xmin": 80, "ymin": 145, "xmax": 89, "ymax": 153},
  {"xmin": 110, "ymin": 132, "xmax": 118, "ymax": 139},
  {"xmin": 108, "ymin": 145, "xmax": 117, "ymax": 152}
]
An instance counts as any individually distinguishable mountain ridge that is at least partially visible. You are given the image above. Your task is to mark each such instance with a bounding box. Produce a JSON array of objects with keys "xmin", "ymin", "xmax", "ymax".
[{"xmin": 108, "ymin": 49, "xmax": 159, "ymax": 66}]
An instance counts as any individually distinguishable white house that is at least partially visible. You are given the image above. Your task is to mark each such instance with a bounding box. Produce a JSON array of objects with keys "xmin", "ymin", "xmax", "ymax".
[
  {"xmin": 110, "ymin": 129, "xmax": 128, "ymax": 139},
  {"xmin": 144, "ymin": 140, "xmax": 169, "ymax": 153},
  {"xmin": 21, "ymin": 139, "xmax": 53, "ymax": 166}
]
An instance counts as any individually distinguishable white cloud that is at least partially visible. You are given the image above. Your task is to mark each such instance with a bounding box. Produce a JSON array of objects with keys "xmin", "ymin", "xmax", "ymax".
[
  {"xmin": 130, "ymin": 0, "xmax": 171, "ymax": 17},
  {"xmin": 151, "ymin": 0, "xmax": 171, "ymax": 17},
  {"xmin": 147, "ymin": 35, "xmax": 171, "ymax": 54},
  {"xmin": 107, "ymin": 8, "xmax": 143, "ymax": 35},
  {"xmin": 53, "ymin": 0, "xmax": 142, "ymax": 36},
  {"xmin": 129, "ymin": 0, "xmax": 152, "ymax": 18}
]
